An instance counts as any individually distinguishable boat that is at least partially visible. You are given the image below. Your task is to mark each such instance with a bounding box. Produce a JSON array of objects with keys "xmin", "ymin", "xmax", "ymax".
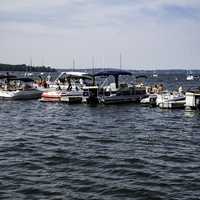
[
  {"xmin": 61, "ymin": 90, "xmax": 83, "ymax": 103},
  {"xmin": 152, "ymin": 71, "xmax": 158, "ymax": 78},
  {"xmin": 82, "ymin": 70, "xmax": 147, "ymax": 104},
  {"xmin": 40, "ymin": 71, "xmax": 93, "ymax": 103},
  {"xmin": 140, "ymin": 83, "xmax": 166, "ymax": 107},
  {"xmin": 140, "ymin": 94, "xmax": 157, "ymax": 107},
  {"xmin": 156, "ymin": 91, "xmax": 185, "ymax": 109},
  {"xmin": 82, "ymin": 85, "xmax": 99, "ymax": 104},
  {"xmin": 186, "ymin": 74, "xmax": 194, "ymax": 81},
  {"xmin": 185, "ymin": 87, "xmax": 200, "ymax": 111},
  {"xmin": 186, "ymin": 70, "xmax": 194, "ymax": 81},
  {"xmin": 0, "ymin": 75, "xmax": 42, "ymax": 100},
  {"xmin": 40, "ymin": 89, "xmax": 65, "ymax": 102}
]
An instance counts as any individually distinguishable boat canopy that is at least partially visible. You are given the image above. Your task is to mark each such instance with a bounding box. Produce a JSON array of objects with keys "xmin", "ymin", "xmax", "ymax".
[
  {"xmin": 94, "ymin": 70, "xmax": 132, "ymax": 89},
  {"xmin": 94, "ymin": 70, "xmax": 132, "ymax": 77},
  {"xmin": 0, "ymin": 74, "xmax": 17, "ymax": 79},
  {"xmin": 8, "ymin": 77, "xmax": 34, "ymax": 82},
  {"xmin": 187, "ymin": 86, "xmax": 200, "ymax": 93},
  {"xmin": 135, "ymin": 75, "xmax": 148, "ymax": 79},
  {"xmin": 55, "ymin": 71, "xmax": 92, "ymax": 81}
]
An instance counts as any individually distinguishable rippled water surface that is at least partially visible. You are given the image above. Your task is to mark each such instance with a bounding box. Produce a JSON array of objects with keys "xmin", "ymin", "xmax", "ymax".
[{"xmin": 0, "ymin": 73, "xmax": 200, "ymax": 200}]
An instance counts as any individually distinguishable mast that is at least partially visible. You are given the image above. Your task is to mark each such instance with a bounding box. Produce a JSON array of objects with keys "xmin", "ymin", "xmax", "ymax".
[
  {"xmin": 120, "ymin": 53, "xmax": 122, "ymax": 70},
  {"xmin": 92, "ymin": 56, "xmax": 95, "ymax": 85},
  {"xmin": 92, "ymin": 56, "xmax": 95, "ymax": 75},
  {"xmin": 73, "ymin": 58, "xmax": 75, "ymax": 71},
  {"xmin": 25, "ymin": 57, "xmax": 32, "ymax": 76},
  {"xmin": 30, "ymin": 57, "xmax": 32, "ymax": 68},
  {"xmin": 41, "ymin": 57, "xmax": 44, "ymax": 67}
]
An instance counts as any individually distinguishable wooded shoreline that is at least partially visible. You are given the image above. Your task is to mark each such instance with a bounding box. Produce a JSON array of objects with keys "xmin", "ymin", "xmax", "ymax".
[{"xmin": 0, "ymin": 63, "xmax": 56, "ymax": 72}]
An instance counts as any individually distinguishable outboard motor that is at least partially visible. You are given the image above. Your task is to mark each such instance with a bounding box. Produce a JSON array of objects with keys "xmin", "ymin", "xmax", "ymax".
[
  {"xmin": 195, "ymin": 97, "xmax": 200, "ymax": 111},
  {"xmin": 82, "ymin": 86, "xmax": 99, "ymax": 104},
  {"xmin": 149, "ymin": 96, "xmax": 157, "ymax": 107}
]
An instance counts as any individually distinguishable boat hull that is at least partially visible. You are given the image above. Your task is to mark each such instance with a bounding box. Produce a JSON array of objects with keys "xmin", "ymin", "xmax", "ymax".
[
  {"xmin": 156, "ymin": 93, "xmax": 185, "ymax": 109},
  {"xmin": 99, "ymin": 94, "xmax": 145, "ymax": 104},
  {"xmin": 61, "ymin": 96, "xmax": 82, "ymax": 103},
  {"xmin": 159, "ymin": 100, "xmax": 185, "ymax": 109},
  {"xmin": 185, "ymin": 92, "xmax": 200, "ymax": 110},
  {"xmin": 0, "ymin": 90, "xmax": 42, "ymax": 100},
  {"xmin": 40, "ymin": 91, "xmax": 63, "ymax": 102}
]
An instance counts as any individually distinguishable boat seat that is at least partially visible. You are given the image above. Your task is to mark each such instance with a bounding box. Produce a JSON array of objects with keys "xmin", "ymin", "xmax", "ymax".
[
  {"xmin": 120, "ymin": 83, "xmax": 128, "ymax": 88},
  {"xmin": 104, "ymin": 83, "xmax": 117, "ymax": 92},
  {"xmin": 110, "ymin": 83, "xmax": 117, "ymax": 92}
]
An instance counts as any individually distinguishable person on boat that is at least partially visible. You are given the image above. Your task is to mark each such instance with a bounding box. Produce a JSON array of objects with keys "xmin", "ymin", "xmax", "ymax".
[
  {"xmin": 46, "ymin": 74, "xmax": 51, "ymax": 86},
  {"xmin": 59, "ymin": 77, "xmax": 66, "ymax": 85},
  {"xmin": 178, "ymin": 86, "xmax": 184, "ymax": 94},
  {"xmin": 42, "ymin": 80, "xmax": 48, "ymax": 88},
  {"xmin": 37, "ymin": 75, "xmax": 43, "ymax": 86},
  {"xmin": 158, "ymin": 84, "xmax": 165, "ymax": 94},
  {"xmin": 47, "ymin": 74, "xmax": 51, "ymax": 82},
  {"xmin": 4, "ymin": 76, "xmax": 11, "ymax": 91},
  {"xmin": 56, "ymin": 83, "xmax": 61, "ymax": 90},
  {"xmin": 146, "ymin": 86, "xmax": 153, "ymax": 94},
  {"xmin": 152, "ymin": 84, "xmax": 158, "ymax": 94},
  {"xmin": 67, "ymin": 77, "xmax": 72, "ymax": 91}
]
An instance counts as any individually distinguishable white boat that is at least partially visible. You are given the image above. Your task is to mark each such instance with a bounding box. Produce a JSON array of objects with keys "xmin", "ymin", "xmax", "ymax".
[
  {"xmin": 83, "ymin": 70, "xmax": 147, "ymax": 104},
  {"xmin": 0, "ymin": 89, "xmax": 42, "ymax": 100},
  {"xmin": 61, "ymin": 91, "xmax": 83, "ymax": 103},
  {"xmin": 40, "ymin": 71, "xmax": 93, "ymax": 103},
  {"xmin": 186, "ymin": 74, "xmax": 194, "ymax": 81},
  {"xmin": 152, "ymin": 71, "xmax": 158, "ymax": 78},
  {"xmin": 82, "ymin": 86, "xmax": 99, "ymax": 104},
  {"xmin": 140, "ymin": 94, "xmax": 157, "ymax": 106},
  {"xmin": 156, "ymin": 91, "xmax": 185, "ymax": 109},
  {"xmin": 185, "ymin": 88, "xmax": 200, "ymax": 111},
  {"xmin": 40, "ymin": 90, "xmax": 65, "ymax": 102},
  {"xmin": 0, "ymin": 76, "xmax": 42, "ymax": 100},
  {"xmin": 140, "ymin": 83, "xmax": 166, "ymax": 106},
  {"xmin": 186, "ymin": 70, "xmax": 194, "ymax": 81}
]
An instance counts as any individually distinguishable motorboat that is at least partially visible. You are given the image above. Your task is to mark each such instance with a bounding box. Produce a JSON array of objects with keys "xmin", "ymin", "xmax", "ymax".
[
  {"xmin": 185, "ymin": 87, "xmax": 200, "ymax": 111},
  {"xmin": 156, "ymin": 91, "xmax": 185, "ymax": 109},
  {"xmin": 40, "ymin": 89, "xmax": 65, "ymax": 102},
  {"xmin": 140, "ymin": 94, "xmax": 157, "ymax": 107},
  {"xmin": 140, "ymin": 83, "xmax": 166, "ymax": 107},
  {"xmin": 186, "ymin": 74, "xmax": 194, "ymax": 81},
  {"xmin": 40, "ymin": 71, "xmax": 93, "ymax": 103},
  {"xmin": 0, "ymin": 75, "xmax": 42, "ymax": 100},
  {"xmin": 152, "ymin": 71, "xmax": 158, "ymax": 78},
  {"xmin": 186, "ymin": 70, "xmax": 194, "ymax": 81},
  {"xmin": 82, "ymin": 70, "xmax": 147, "ymax": 104},
  {"xmin": 50, "ymin": 71, "xmax": 90, "ymax": 89},
  {"xmin": 61, "ymin": 90, "xmax": 83, "ymax": 103}
]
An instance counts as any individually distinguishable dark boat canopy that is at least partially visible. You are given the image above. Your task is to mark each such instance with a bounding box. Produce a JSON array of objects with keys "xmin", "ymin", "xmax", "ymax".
[
  {"xmin": 187, "ymin": 86, "xmax": 200, "ymax": 93},
  {"xmin": 94, "ymin": 70, "xmax": 132, "ymax": 77},
  {"xmin": 0, "ymin": 74, "xmax": 17, "ymax": 79},
  {"xmin": 135, "ymin": 75, "xmax": 148, "ymax": 79},
  {"xmin": 8, "ymin": 77, "xmax": 34, "ymax": 82}
]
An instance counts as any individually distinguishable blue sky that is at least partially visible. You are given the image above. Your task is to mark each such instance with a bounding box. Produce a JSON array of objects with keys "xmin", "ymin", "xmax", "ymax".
[{"xmin": 0, "ymin": 0, "xmax": 200, "ymax": 69}]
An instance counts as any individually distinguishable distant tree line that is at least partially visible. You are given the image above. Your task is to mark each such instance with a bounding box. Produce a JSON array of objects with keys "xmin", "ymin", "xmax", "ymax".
[{"xmin": 0, "ymin": 63, "xmax": 56, "ymax": 72}]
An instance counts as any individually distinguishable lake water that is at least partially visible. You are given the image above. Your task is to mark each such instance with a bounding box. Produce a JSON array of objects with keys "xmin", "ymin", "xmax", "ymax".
[{"xmin": 0, "ymin": 72, "xmax": 200, "ymax": 200}]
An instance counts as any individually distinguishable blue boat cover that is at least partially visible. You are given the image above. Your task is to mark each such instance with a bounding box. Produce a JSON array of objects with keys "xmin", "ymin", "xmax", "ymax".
[
  {"xmin": 0, "ymin": 74, "xmax": 17, "ymax": 79},
  {"xmin": 135, "ymin": 75, "xmax": 148, "ymax": 79},
  {"xmin": 94, "ymin": 70, "xmax": 132, "ymax": 77},
  {"xmin": 8, "ymin": 77, "xmax": 34, "ymax": 82}
]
